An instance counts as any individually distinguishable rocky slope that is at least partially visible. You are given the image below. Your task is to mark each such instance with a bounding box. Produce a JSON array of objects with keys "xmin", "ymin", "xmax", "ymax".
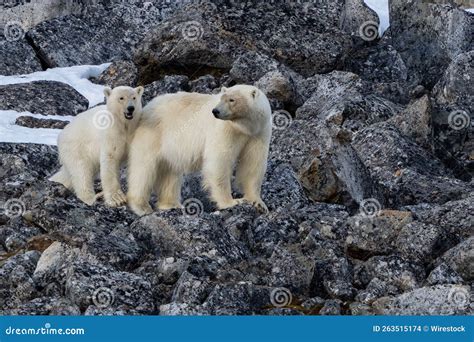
[{"xmin": 0, "ymin": 0, "xmax": 473, "ymax": 315}]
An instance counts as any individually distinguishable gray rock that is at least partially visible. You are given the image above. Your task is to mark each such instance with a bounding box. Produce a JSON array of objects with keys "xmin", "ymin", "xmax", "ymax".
[
  {"xmin": 352, "ymin": 122, "xmax": 472, "ymax": 206},
  {"xmin": 311, "ymin": 257, "xmax": 356, "ymax": 301},
  {"xmin": 340, "ymin": 0, "xmax": 379, "ymax": 40},
  {"xmin": 319, "ymin": 299, "xmax": 343, "ymax": 315},
  {"xmin": 26, "ymin": 1, "xmax": 180, "ymax": 68},
  {"xmin": 389, "ymin": 0, "xmax": 474, "ymax": 88},
  {"xmin": 426, "ymin": 263, "xmax": 464, "ymax": 286},
  {"xmin": 0, "ymin": 38, "xmax": 42, "ymax": 76},
  {"xmin": 373, "ymin": 284, "xmax": 473, "ymax": 315},
  {"xmin": 436, "ymin": 238, "xmax": 474, "ymax": 281},
  {"xmin": 15, "ymin": 116, "xmax": 69, "ymax": 129},
  {"xmin": 230, "ymin": 51, "xmax": 280, "ymax": 84},
  {"xmin": 6, "ymin": 297, "xmax": 81, "ymax": 315},
  {"xmin": 189, "ymin": 75, "xmax": 219, "ymax": 94},
  {"xmin": 96, "ymin": 60, "xmax": 138, "ymax": 88},
  {"xmin": 0, "ymin": 81, "xmax": 88, "ymax": 116},
  {"xmin": 142, "ymin": 75, "xmax": 189, "ymax": 105},
  {"xmin": 255, "ymin": 70, "xmax": 294, "ymax": 104}
]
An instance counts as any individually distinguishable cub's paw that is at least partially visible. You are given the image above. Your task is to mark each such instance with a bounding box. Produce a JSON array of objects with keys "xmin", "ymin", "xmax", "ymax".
[
  {"xmin": 239, "ymin": 198, "xmax": 269, "ymax": 214},
  {"xmin": 105, "ymin": 191, "xmax": 127, "ymax": 207},
  {"xmin": 129, "ymin": 201, "xmax": 153, "ymax": 216}
]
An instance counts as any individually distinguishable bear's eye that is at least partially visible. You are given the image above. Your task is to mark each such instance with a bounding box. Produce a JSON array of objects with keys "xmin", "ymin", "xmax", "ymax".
[
  {"xmin": 229, "ymin": 98, "xmax": 235, "ymax": 103},
  {"xmin": 132, "ymin": 97, "xmax": 136, "ymax": 100},
  {"xmin": 119, "ymin": 97, "xmax": 124, "ymax": 101}
]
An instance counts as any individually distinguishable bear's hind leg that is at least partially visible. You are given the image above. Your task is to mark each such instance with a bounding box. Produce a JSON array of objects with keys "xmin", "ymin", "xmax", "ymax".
[
  {"xmin": 155, "ymin": 166, "xmax": 183, "ymax": 210},
  {"xmin": 68, "ymin": 160, "xmax": 98, "ymax": 206},
  {"xmin": 49, "ymin": 166, "xmax": 73, "ymax": 190}
]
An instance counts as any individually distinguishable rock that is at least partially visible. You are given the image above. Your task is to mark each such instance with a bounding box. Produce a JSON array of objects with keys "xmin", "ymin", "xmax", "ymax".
[
  {"xmin": 0, "ymin": 81, "xmax": 88, "ymax": 116},
  {"xmin": 159, "ymin": 302, "xmax": 209, "ymax": 316},
  {"xmin": 319, "ymin": 299, "xmax": 343, "ymax": 315},
  {"xmin": 431, "ymin": 51, "xmax": 474, "ymax": 179},
  {"xmin": 142, "ymin": 75, "xmax": 189, "ymax": 105},
  {"xmin": 189, "ymin": 75, "xmax": 219, "ymax": 94},
  {"xmin": 436, "ymin": 238, "xmax": 474, "ymax": 281},
  {"xmin": 403, "ymin": 193, "xmax": 474, "ymax": 240},
  {"xmin": 255, "ymin": 70, "xmax": 294, "ymax": 104},
  {"xmin": 426, "ymin": 263, "xmax": 464, "ymax": 286},
  {"xmin": 26, "ymin": 1, "xmax": 180, "ymax": 68},
  {"xmin": 6, "ymin": 297, "xmax": 81, "ymax": 315},
  {"xmin": 96, "ymin": 60, "xmax": 138, "ymax": 88},
  {"xmin": 389, "ymin": 95, "xmax": 433, "ymax": 148},
  {"xmin": 354, "ymin": 255, "xmax": 425, "ymax": 296},
  {"xmin": 134, "ymin": 1, "xmax": 352, "ymax": 83},
  {"xmin": 395, "ymin": 221, "xmax": 455, "ymax": 265},
  {"xmin": 15, "ymin": 116, "xmax": 69, "ymax": 129},
  {"xmin": 269, "ymin": 244, "xmax": 315, "ymax": 295},
  {"xmin": 311, "ymin": 257, "xmax": 356, "ymax": 301},
  {"xmin": 389, "ymin": 0, "xmax": 474, "ymax": 88},
  {"xmin": 340, "ymin": 0, "xmax": 379, "ymax": 39},
  {"xmin": 171, "ymin": 271, "xmax": 212, "ymax": 305},
  {"xmin": 0, "ymin": 38, "xmax": 43, "ymax": 76},
  {"xmin": 345, "ymin": 210, "xmax": 413, "ymax": 260},
  {"xmin": 230, "ymin": 52, "xmax": 280, "ymax": 84},
  {"xmin": 373, "ymin": 285, "xmax": 473, "ymax": 315},
  {"xmin": 352, "ymin": 122, "xmax": 472, "ymax": 206}
]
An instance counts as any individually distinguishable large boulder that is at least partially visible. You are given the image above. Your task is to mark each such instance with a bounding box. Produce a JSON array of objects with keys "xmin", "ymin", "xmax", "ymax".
[
  {"xmin": 134, "ymin": 1, "xmax": 352, "ymax": 84},
  {"xmin": 0, "ymin": 38, "xmax": 42, "ymax": 76},
  {"xmin": 389, "ymin": 0, "xmax": 474, "ymax": 88},
  {"xmin": 0, "ymin": 81, "xmax": 88, "ymax": 116}
]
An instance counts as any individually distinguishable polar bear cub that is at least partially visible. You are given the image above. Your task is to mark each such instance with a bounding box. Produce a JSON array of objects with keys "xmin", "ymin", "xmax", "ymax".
[
  {"xmin": 49, "ymin": 86, "xmax": 144, "ymax": 206},
  {"xmin": 127, "ymin": 84, "xmax": 272, "ymax": 216}
]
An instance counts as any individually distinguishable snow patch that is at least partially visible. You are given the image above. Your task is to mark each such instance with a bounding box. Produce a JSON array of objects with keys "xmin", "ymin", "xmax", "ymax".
[
  {"xmin": 0, "ymin": 110, "xmax": 73, "ymax": 146},
  {"xmin": 364, "ymin": 0, "xmax": 390, "ymax": 36},
  {"xmin": 0, "ymin": 63, "xmax": 110, "ymax": 108}
]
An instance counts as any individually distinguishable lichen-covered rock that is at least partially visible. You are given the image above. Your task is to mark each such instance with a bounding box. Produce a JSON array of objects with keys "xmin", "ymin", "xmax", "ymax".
[
  {"xmin": 142, "ymin": 75, "xmax": 189, "ymax": 105},
  {"xmin": 0, "ymin": 81, "xmax": 88, "ymax": 116},
  {"xmin": 96, "ymin": 60, "xmax": 138, "ymax": 88},
  {"xmin": 189, "ymin": 75, "xmax": 219, "ymax": 94},
  {"xmin": 15, "ymin": 116, "xmax": 69, "ymax": 129},
  {"xmin": 373, "ymin": 285, "xmax": 473, "ymax": 315},
  {"xmin": 389, "ymin": 0, "xmax": 474, "ymax": 88},
  {"xmin": 435, "ymin": 238, "xmax": 474, "ymax": 282},
  {"xmin": 0, "ymin": 38, "xmax": 43, "ymax": 76}
]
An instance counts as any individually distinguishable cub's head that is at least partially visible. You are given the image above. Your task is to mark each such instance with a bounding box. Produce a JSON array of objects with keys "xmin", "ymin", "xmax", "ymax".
[
  {"xmin": 104, "ymin": 86, "xmax": 144, "ymax": 121},
  {"xmin": 212, "ymin": 85, "xmax": 271, "ymax": 135}
]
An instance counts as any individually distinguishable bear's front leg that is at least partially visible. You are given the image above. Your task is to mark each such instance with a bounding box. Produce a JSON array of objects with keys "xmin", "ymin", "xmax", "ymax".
[{"xmin": 100, "ymin": 146, "xmax": 127, "ymax": 207}]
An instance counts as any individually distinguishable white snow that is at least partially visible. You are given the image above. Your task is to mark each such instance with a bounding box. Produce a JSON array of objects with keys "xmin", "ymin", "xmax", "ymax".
[
  {"xmin": 0, "ymin": 63, "xmax": 110, "ymax": 145},
  {"xmin": 364, "ymin": 0, "xmax": 390, "ymax": 36},
  {"xmin": 466, "ymin": 8, "xmax": 474, "ymax": 13},
  {"xmin": 0, "ymin": 63, "xmax": 110, "ymax": 108},
  {"xmin": 0, "ymin": 110, "xmax": 73, "ymax": 146}
]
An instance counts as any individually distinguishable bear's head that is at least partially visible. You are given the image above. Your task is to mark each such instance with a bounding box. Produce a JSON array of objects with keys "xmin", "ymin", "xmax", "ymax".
[
  {"xmin": 212, "ymin": 85, "xmax": 272, "ymax": 136},
  {"xmin": 103, "ymin": 86, "xmax": 144, "ymax": 121}
]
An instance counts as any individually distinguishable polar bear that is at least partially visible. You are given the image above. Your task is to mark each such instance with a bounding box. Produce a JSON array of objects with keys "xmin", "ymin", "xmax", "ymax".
[
  {"xmin": 127, "ymin": 84, "xmax": 272, "ymax": 216},
  {"xmin": 49, "ymin": 86, "xmax": 144, "ymax": 206}
]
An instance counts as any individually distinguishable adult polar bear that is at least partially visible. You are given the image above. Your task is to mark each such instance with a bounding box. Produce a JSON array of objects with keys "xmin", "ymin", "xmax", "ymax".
[
  {"xmin": 50, "ymin": 86, "xmax": 144, "ymax": 206},
  {"xmin": 127, "ymin": 85, "xmax": 272, "ymax": 216}
]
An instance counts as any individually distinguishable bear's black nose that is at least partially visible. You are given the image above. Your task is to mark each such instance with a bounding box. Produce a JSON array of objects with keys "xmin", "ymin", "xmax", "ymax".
[
  {"xmin": 212, "ymin": 108, "xmax": 220, "ymax": 118},
  {"xmin": 127, "ymin": 106, "xmax": 135, "ymax": 113}
]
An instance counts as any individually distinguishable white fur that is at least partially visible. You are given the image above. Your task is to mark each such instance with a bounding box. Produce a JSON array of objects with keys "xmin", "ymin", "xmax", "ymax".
[
  {"xmin": 49, "ymin": 86, "xmax": 144, "ymax": 206},
  {"xmin": 127, "ymin": 84, "xmax": 272, "ymax": 216}
]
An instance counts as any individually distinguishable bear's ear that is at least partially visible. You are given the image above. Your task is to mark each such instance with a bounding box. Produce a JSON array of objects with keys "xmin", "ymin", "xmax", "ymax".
[
  {"xmin": 221, "ymin": 86, "xmax": 227, "ymax": 93},
  {"xmin": 103, "ymin": 87, "xmax": 112, "ymax": 98},
  {"xmin": 251, "ymin": 89, "xmax": 258, "ymax": 99},
  {"xmin": 135, "ymin": 86, "xmax": 144, "ymax": 97}
]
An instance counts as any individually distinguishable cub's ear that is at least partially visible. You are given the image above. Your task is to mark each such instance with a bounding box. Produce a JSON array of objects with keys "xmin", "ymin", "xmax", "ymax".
[
  {"xmin": 135, "ymin": 86, "xmax": 144, "ymax": 97},
  {"xmin": 251, "ymin": 89, "xmax": 258, "ymax": 99},
  {"xmin": 103, "ymin": 87, "xmax": 112, "ymax": 98},
  {"xmin": 221, "ymin": 86, "xmax": 227, "ymax": 93}
]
